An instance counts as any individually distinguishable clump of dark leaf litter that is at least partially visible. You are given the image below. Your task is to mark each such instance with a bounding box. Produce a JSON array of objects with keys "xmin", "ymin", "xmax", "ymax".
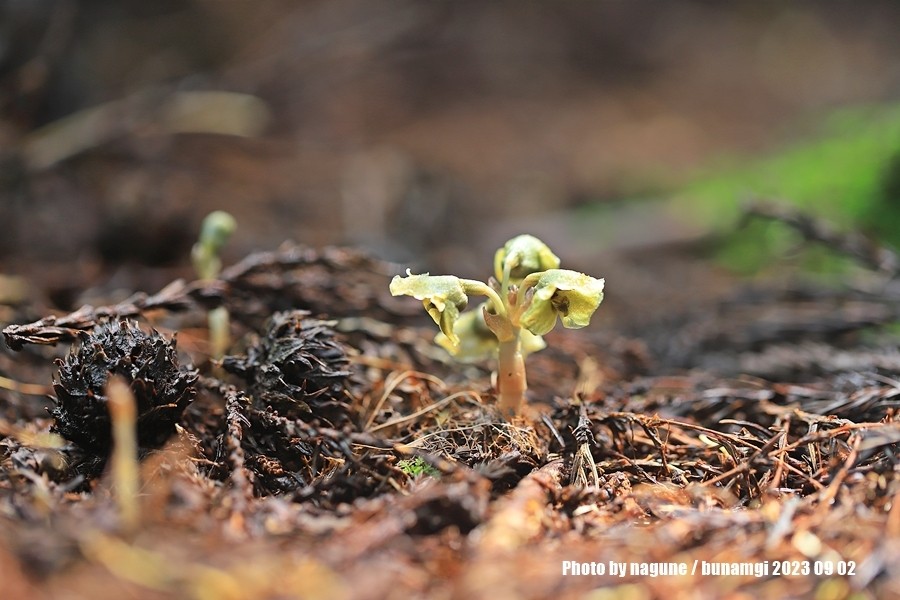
[
  {"xmin": 52, "ymin": 320, "xmax": 197, "ymax": 454},
  {"xmin": 221, "ymin": 310, "xmax": 352, "ymax": 428},
  {"xmin": 46, "ymin": 308, "xmax": 369, "ymax": 502},
  {"xmin": 212, "ymin": 309, "xmax": 367, "ymax": 498},
  {"xmin": 50, "ymin": 320, "xmax": 197, "ymax": 475}
]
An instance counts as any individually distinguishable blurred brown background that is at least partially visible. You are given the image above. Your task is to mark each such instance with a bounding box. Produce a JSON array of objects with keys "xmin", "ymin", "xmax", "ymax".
[{"xmin": 2, "ymin": 0, "xmax": 899, "ymax": 315}]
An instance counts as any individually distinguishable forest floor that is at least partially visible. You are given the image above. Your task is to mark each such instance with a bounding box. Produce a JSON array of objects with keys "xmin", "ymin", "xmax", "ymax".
[{"xmin": 2, "ymin": 223, "xmax": 899, "ymax": 600}]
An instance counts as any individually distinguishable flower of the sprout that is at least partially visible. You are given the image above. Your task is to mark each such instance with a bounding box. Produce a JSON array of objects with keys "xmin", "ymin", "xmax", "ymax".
[
  {"xmin": 390, "ymin": 272, "xmax": 468, "ymax": 346},
  {"xmin": 435, "ymin": 307, "xmax": 496, "ymax": 362},
  {"xmin": 435, "ymin": 303, "xmax": 547, "ymax": 362},
  {"xmin": 519, "ymin": 269, "xmax": 604, "ymax": 336},
  {"xmin": 494, "ymin": 234, "xmax": 561, "ymax": 283},
  {"xmin": 519, "ymin": 327, "xmax": 547, "ymax": 355}
]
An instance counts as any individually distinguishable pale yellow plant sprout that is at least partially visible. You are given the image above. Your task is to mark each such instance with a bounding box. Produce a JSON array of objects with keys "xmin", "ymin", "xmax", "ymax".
[{"xmin": 390, "ymin": 234, "xmax": 604, "ymax": 416}]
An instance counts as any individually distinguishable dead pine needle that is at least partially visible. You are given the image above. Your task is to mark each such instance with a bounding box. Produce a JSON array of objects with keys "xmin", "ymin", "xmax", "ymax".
[
  {"xmin": 813, "ymin": 434, "xmax": 861, "ymax": 519},
  {"xmin": 364, "ymin": 369, "xmax": 447, "ymax": 430},
  {"xmin": 368, "ymin": 390, "xmax": 482, "ymax": 434},
  {"xmin": 106, "ymin": 375, "xmax": 141, "ymax": 535}
]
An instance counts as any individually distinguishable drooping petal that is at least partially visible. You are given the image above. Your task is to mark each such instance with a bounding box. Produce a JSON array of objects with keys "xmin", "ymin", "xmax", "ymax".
[
  {"xmin": 519, "ymin": 269, "xmax": 604, "ymax": 336},
  {"xmin": 494, "ymin": 234, "xmax": 561, "ymax": 283},
  {"xmin": 390, "ymin": 272, "xmax": 468, "ymax": 345},
  {"xmin": 435, "ymin": 306, "xmax": 498, "ymax": 362},
  {"xmin": 518, "ymin": 284, "xmax": 558, "ymax": 336},
  {"xmin": 435, "ymin": 303, "xmax": 546, "ymax": 361},
  {"xmin": 520, "ymin": 328, "xmax": 547, "ymax": 356}
]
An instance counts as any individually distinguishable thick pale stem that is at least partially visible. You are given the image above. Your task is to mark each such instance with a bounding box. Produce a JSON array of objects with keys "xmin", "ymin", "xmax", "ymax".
[{"xmin": 497, "ymin": 334, "xmax": 527, "ymax": 416}]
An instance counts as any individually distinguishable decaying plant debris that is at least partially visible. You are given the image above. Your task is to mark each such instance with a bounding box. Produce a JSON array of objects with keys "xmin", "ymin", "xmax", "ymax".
[
  {"xmin": 52, "ymin": 319, "xmax": 197, "ymax": 460},
  {"xmin": 1, "ymin": 230, "xmax": 900, "ymax": 599}
]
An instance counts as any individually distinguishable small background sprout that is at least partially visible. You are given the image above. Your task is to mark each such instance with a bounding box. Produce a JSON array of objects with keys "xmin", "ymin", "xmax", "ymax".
[
  {"xmin": 192, "ymin": 210, "xmax": 237, "ymax": 359},
  {"xmin": 390, "ymin": 234, "xmax": 604, "ymax": 416}
]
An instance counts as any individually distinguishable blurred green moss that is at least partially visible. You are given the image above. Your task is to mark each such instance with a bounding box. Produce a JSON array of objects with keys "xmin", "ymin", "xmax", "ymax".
[{"xmin": 676, "ymin": 104, "xmax": 900, "ymax": 275}]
